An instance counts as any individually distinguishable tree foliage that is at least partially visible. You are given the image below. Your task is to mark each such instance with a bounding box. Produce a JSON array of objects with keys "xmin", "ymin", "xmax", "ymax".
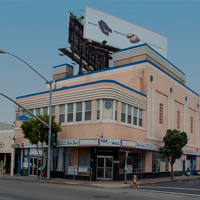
[
  {"xmin": 159, "ymin": 129, "xmax": 188, "ymax": 179},
  {"xmin": 21, "ymin": 114, "xmax": 61, "ymax": 145}
]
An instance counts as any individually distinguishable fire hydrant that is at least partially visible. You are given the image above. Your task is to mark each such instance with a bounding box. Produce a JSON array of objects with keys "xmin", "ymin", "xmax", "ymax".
[{"xmin": 133, "ymin": 175, "xmax": 137, "ymax": 184}]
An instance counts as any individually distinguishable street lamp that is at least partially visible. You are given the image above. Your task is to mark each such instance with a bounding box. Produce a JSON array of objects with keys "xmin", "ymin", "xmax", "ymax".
[{"xmin": 0, "ymin": 49, "xmax": 52, "ymax": 180}]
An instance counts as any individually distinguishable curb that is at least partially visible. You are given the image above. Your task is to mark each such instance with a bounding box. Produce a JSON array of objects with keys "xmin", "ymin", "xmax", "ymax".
[
  {"xmin": 131, "ymin": 181, "xmax": 168, "ymax": 187},
  {"xmin": 131, "ymin": 177, "xmax": 200, "ymax": 187},
  {"xmin": 0, "ymin": 177, "xmax": 77, "ymax": 186},
  {"xmin": 41, "ymin": 180, "xmax": 77, "ymax": 186}
]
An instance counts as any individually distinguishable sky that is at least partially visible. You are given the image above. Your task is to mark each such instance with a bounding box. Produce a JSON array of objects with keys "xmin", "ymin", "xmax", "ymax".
[{"xmin": 0, "ymin": 0, "xmax": 200, "ymax": 124}]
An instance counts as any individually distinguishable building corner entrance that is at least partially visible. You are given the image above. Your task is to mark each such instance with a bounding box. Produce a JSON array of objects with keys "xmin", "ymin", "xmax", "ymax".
[{"xmin": 97, "ymin": 156, "xmax": 113, "ymax": 180}]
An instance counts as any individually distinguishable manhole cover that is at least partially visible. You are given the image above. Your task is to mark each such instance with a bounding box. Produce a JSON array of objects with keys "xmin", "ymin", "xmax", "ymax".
[{"xmin": 94, "ymin": 196, "xmax": 110, "ymax": 198}]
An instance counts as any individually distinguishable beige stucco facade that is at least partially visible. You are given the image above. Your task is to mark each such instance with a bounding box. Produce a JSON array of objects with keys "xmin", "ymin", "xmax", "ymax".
[{"xmin": 14, "ymin": 44, "xmax": 200, "ymax": 179}]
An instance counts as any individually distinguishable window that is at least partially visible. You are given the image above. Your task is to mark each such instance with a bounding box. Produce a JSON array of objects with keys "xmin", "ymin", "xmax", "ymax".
[
  {"xmin": 59, "ymin": 105, "xmax": 65, "ymax": 123},
  {"xmin": 177, "ymin": 111, "xmax": 180, "ymax": 129},
  {"xmin": 115, "ymin": 101, "xmax": 118, "ymax": 121},
  {"xmin": 97, "ymin": 100, "xmax": 100, "ymax": 120},
  {"xmin": 191, "ymin": 117, "xmax": 193, "ymax": 133},
  {"xmin": 159, "ymin": 103, "xmax": 163, "ymax": 124},
  {"xmin": 29, "ymin": 109, "xmax": 34, "ymax": 118},
  {"xmin": 76, "ymin": 102, "xmax": 82, "ymax": 121},
  {"xmin": 43, "ymin": 107, "xmax": 48, "ymax": 115},
  {"xmin": 35, "ymin": 108, "xmax": 41, "ymax": 116},
  {"xmin": 78, "ymin": 148, "xmax": 90, "ymax": 167},
  {"xmin": 133, "ymin": 107, "xmax": 137, "ymax": 125},
  {"xmin": 119, "ymin": 149, "xmax": 144, "ymax": 174},
  {"xmin": 139, "ymin": 109, "xmax": 143, "ymax": 127},
  {"xmin": 121, "ymin": 103, "xmax": 126, "ymax": 123},
  {"xmin": 67, "ymin": 103, "xmax": 73, "ymax": 122},
  {"xmin": 127, "ymin": 105, "xmax": 132, "ymax": 124},
  {"xmin": 152, "ymin": 152, "xmax": 169, "ymax": 172},
  {"xmin": 85, "ymin": 101, "xmax": 91, "ymax": 121},
  {"xmin": 65, "ymin": 148, "xmax": 71, "ymax": 174},
  {"xmin": 50, "ymin": 106, "xmax": 55, "ymax": 122},
  {"xmin": 121, "ymin": 102, "xmax": 143, "ymax": 127}
]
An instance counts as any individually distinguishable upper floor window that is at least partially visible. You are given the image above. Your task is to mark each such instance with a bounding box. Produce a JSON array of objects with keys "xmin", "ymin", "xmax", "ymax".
[
  {"xmin": 67, "ymin": 103, "xmax": 73, "ymax": 122},
  {"xmin": 121, "ymin": 103, "xmax": 143, "ymax": 127},
  {"xmin": 128, "ymin": 105, "xmax": 132, "ymax": 124},
  {"xmin": 97, "ymin": 100, "xmax": 100, "ymax": 120},
  {"xmin": 59, "ymin": 105, "xmax": 65, "ymax": 123},
  {"xmin": 76, "ymin": 102, "xmax": 82, "ymax": 122},
  {"xmin": 115, "ymin": 101, "xmax": 118, "ymax": 121},
  {"xmin": 139, "ymin": 109, "xmax": 143, "ymax": 127},
  {"xmin": 121, "ymin": 103, "xmax": 126, "ymax": 123},
  {"xmin": 43, "ymin": 107, "xmax": 48, "ymax": 115},
  {"xmin": 133, "ymin": 107, "xmax": 137, "ymax": 125},
  {"xmin": 85, "ymin": 101, "xmax": 91, "ymax": 121},
  {"xmin": 35, "ymin": 108, "xmax": 41, "ymax": 116}
]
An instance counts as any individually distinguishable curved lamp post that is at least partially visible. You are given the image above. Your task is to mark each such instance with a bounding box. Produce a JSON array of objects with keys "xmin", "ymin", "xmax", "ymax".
[{"xmin": 0, "ymin": 49, "xmax": 52, "ymax": 180}]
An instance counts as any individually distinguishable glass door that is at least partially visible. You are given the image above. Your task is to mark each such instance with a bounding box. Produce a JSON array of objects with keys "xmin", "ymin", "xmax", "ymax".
[
  {"xmin": 97, "ymin": 156, "xmax": 113, "ymax": 180},
  {"xmin": 29, "ymin": 157, "xmax": 38, "ymax": 176}
]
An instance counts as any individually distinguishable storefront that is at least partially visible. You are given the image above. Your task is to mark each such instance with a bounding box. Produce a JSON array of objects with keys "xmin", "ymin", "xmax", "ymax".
[{"xmin": 0, "ymin": 123, "xmax": 15, "ymax": 175}]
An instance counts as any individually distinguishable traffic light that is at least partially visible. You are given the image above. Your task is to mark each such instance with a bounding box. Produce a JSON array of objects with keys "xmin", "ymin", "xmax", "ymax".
[{"xmin": 51, "ymin": 133, "xmax": 57, "ymax": 147}]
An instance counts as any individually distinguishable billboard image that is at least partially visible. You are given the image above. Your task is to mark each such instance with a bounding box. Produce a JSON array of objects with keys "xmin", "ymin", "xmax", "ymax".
[{"xmin": 84, "ymin": 6, "xmax": 168, "ymax": 58}]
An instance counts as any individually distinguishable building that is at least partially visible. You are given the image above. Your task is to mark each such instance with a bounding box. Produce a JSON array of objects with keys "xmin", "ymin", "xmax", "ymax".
[
  {"xmin": 0, "ymin": 122, "xmax": 15, "ymax": 175},
  {"xmin": 14, "ymin": 44, "xmax": 200, "ymax": 180}
]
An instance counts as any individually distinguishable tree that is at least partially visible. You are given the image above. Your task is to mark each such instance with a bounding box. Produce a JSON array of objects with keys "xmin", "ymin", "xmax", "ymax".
[
  {"xmin": 159, "ymin": 129, "xmax": 188, "ymax": 179},
  {"xmin": 21, "ymin": 114, "xmax": 62, "ymax": 179}
]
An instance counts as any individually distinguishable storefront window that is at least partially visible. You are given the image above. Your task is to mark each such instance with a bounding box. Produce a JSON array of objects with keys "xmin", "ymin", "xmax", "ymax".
[
  {"xmin": 78, "ymin": 148, "xmax": 90, "ymax": 167},
  {"xmin": 152, "ymin": 152, "xmax": 169, "ymax": 172},
  {"xmin": 65, "ymin": 148, "xmax": 71, "ymax": 174},
  {"xmin": 187, "ymin": 155, "xmax": 196, "ymax": 171},
  {"xmin": 119, "ymin": 149, "xmax": 144, "ymax": 174}
]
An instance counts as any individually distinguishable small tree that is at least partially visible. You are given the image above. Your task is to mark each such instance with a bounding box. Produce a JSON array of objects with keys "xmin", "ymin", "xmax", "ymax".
[
  {"xmin": 21, "ymin": 114, "xmax": 62, "ymax": 179},
  {"xmin": 159, "ymin": 129, "xmax": 188, "ymax": 179}
]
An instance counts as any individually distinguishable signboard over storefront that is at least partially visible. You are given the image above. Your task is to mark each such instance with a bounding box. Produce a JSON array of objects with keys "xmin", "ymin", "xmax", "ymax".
[
  {"xmin": 84, "ymin": 6, "xmax": 168, "ymax": 58},
  {"xmin": 99, "ymin": 139, "xmax": 121, "ymax": 146},
  {"xmin": 57, "ymin": 139, "xmax": 79, "ymax": 147}
]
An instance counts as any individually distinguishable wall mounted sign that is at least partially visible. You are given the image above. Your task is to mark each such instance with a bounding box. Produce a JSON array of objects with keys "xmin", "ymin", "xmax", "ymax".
[
  {"xmin": 121, "ymin": 140, "xmax": 137, "ymax": 148},
  {"xmin": 99, "ymin": 139, "xmax": 121, "ymax": 146},
  {"xmin": 137, "ymin": 142, "xmax": 153, "ymax": 150},
  {"xmin": 105, "ymin": 101, "xmax": 112, "ymax": 108},
  {"xmin": 79, "ymin": 139, "xmax": 99, "ymax": 146},
  {"xmin": 20, "ymin": 142, "xmax": 47, "ymax": 148},
  {"xmin": 57, "ymin": 140, "xmax": 79, "ymax": 147}
]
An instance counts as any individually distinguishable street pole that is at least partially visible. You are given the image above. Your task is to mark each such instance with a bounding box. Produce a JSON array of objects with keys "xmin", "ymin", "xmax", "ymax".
[
  {"xmin": 0, "ymin": 49, "xmax": 52, "ymax": 180},
  {"xmin": 47, "ymin": 82, "xmax": 52, "ymax": 180},
  {"xmin": 125, "ymin": 150, "xmax": 128, "ymax": 184}
]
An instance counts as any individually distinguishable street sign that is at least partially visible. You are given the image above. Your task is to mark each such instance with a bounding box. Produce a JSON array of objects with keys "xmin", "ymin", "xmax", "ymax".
[{"xmin": 17, "ymin": 114, "xmax": 30, "ymax": 122}]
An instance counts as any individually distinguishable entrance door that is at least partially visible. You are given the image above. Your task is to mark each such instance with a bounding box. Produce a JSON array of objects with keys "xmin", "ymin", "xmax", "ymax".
[
  {"xmin": 97, "ymin": 156, "xmax": 113, "ymax": 180},
  {"xmin": 29, "ymin": 157, "xmax": 38, "ymax": 176}
]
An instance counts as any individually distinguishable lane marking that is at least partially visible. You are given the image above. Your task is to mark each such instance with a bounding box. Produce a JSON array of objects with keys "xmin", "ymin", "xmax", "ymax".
[
  {"xmin": 142, "ymin": 186, "xmax": 200, "ymax": 191},
  {"xmin": 133, "ymin": 189, "xmax": 200, "ymax": 197}
]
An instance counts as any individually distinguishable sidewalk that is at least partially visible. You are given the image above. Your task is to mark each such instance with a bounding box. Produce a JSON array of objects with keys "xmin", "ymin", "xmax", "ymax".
[{"xmin": 0, "ymin": 174, "xmax": 199, "ymax": 188}]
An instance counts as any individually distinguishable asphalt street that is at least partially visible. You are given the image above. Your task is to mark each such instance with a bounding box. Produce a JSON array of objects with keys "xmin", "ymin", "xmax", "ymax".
[
  {"xmin": 131, "ymin": 179, "xmax": 200, "ymax": 199},
  {"xmin": 0, "ymin": 179, "xmax": 200, "ymax": 200}
]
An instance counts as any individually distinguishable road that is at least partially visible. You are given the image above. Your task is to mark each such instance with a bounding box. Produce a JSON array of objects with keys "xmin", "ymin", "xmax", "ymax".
[
  {"xmin": 0, "ymin": 179, "xmax": 200, "ymax": 200},
  {"xmin": 131, "ymin": 179, "xmax": 200, "ymax": 199}
]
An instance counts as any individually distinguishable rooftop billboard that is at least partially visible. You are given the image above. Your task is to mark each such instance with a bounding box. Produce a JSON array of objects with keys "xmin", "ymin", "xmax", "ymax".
[{"xmin": 84, "ymin": 6, "xmax": 168, "ymax": 58}]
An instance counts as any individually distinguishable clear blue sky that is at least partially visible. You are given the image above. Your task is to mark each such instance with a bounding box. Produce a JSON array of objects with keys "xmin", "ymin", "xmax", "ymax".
[{"xmin": 0, "ymin": 0, "xmax": 200, "ymax": 124}]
